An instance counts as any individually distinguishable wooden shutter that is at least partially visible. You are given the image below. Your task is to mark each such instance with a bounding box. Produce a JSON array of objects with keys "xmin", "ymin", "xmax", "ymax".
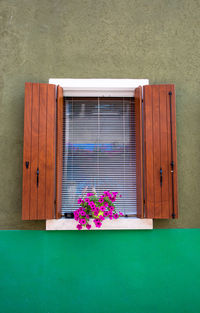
[
  {"xmin": 143, "ymin": 84, "xmax": 178, "ymax": 219},
  {"xmin": 56, "ymin": 86, "xmax": 64, "ymax": 218},
  {"xmin": 22, "ymin": 82, "xmax": 57, "ymax": 220},
  {"xmin": 135, "ymin": 87, "xmax": 144, "ymax": 218}
]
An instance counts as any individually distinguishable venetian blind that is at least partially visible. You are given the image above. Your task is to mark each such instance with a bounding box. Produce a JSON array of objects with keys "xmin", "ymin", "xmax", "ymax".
[{"xmin": 61, "ymin": 97, "xmax": 137, "ymax": 216}]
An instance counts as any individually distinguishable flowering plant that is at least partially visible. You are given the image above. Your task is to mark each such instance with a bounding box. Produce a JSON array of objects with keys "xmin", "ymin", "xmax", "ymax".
[{"xmin": 74, "ymin": 191, "xmax": 123, "ymax": 230}]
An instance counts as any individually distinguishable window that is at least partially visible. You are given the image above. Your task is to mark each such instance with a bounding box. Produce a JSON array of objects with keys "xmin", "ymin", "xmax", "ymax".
[
  {"xmin": 62, "ymin": 97, "xmax": 137, "ymax": 217},
  {"xmin": 22, "ymin": 79, "xmax": 178, "ymax": 230}
]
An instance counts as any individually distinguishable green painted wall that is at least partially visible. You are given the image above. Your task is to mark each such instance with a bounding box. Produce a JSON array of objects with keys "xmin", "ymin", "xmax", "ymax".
[
  {"xmin": 0, "ymin": 0, "xmax": 200, "ymax": 229},
  {"xmin": 0, "ymin": 230, "xmax": 200, "ymax": 313}
]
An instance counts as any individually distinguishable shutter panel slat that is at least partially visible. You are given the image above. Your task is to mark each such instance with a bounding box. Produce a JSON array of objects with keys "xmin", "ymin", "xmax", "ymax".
[
  {"xmin": 46, "ymin": 84, "xmax": 56, "ymax": 219},
  {"xmin": 56, "ymin": 86, "xmax": 64, "ymax": 219},
  {"xmin": 22, "ymin": 82, "xmax": 57, "ymax": 220},
  {"xmin": 144, "ymin": 85, "xmax": 154, "ymax": 217},
  {"xmin": 166, "ymin": 85, "xmax": 173, "ymax": 217},
  {"xmin": 22, "ymin": 83, "xmax": 32, "ymax": 220},
  {"xmin": 153, "ymin": 86, "xmax": 162, "ymax": 218},
  {"xmin": 160, "ymin": 85, "xmax": 170, "ymax": 218},
  {"xmin": 30, "ymin": 83, "xmax": 39, "ymax": 219},
  {"xmin": 169, "ymin": 84, "xmax": 178, "ymax": 218},
  {"xmin": 135, "ymin": 86, "xmax": 144, "ymax": 218},
  {"xmin": 143, "ymin": 84, "xmax": 178, "ymax": 219},
  {"xmin": 38, "ymin": 84, "xmax": 47, "ymax": 219}
]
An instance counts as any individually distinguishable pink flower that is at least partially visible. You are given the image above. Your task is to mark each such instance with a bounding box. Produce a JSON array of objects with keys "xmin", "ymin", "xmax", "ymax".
[
  {"xmin": 80, "ymin": 218, "xmax": 86, "ymax": 225},
  {"xmin": 93, "ymin": 208, "xmax": 99, "ymax": 216},
  {"xmin": 113, "ymin": 213, "xmax": 119, "ymax": 219},
  {"xmin": 86, "ymin": 214, "xmax": 90, "ymax": 219},
  {"xmin": 80, "ymin": 211, "xmax": 86, "ymax": 217},
  {"xmin": 95, "ymin": 221, "xmax": 102, "ymax": 228},
  {"xmin": 99, "ymin": 215, "xmax": 105, "ymax": 221},
  {"xmin": 93, "ymin": 218, "xmax": 102, "ymax": 228},
  {"xmin": 89, "ymin": 201, "xmax": 95, "ymax": 209},
  {"xmin": 74, "ymin": 214, "xmax": 79, "ymax": 221},
  {"xmin": 108, "ymin": 211, "xmax": 113, "ymax": 219},
  {"xmin": 119, "ymin": 211, "xmax": 123, "ymax": 216},
  {"xmin": 77, "ymin": 198, "xmax": 83, "ymax": 204},
  {"xmin": 103, "ymin": 211, "xmax": 109, "ymax": 217},
  {"xmin": 100, "ymin": 206, "xmax": 106, "ymax": 211},
  {"xmin": 74, "ymin": 211, "xmax": 80, "ymax": 221},
  {"xmin": 104, "ymin": 203, "xmax": 108, "ymax": 207},
  {"xmin": 112, "ymin": 192, "xmax": 118, "ymax": 196},
  {"xmin": 87, "ymin": 193, "xmax": 94, "ymax": 196},
  {"xmin": 99, "ymin": 198, "xmax": 104, "ymax": 203},
  {"xmin": 104, "ymin": 191, "xmax": 111, "ymax": 197},
  {"xmin": 86, "ymin": 224, "xmax": 92, "ymax": 230},
  {"xmin": 85, "ymin": 198, "xmax": 90, "ymax": 202},
  {"xmin": 77, "ymin": 224, "xmax": 82, "ymax": 230}
]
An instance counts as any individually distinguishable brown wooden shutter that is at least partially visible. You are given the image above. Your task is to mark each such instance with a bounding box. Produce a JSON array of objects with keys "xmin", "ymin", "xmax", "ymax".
[
  {"xmin": 143, "ymin": 84, "xmax": 178, "ymax": 219},
  {"xmin": 22, "ymin": 82, "xmax": 57, "ymax": 220},
  {"xmin": 135, "ymin": 87, "xmax": 144, "ymax": 218},
  {"xmin": 56, "ymin": 86, "xmax": 64, "ymax": 219}
]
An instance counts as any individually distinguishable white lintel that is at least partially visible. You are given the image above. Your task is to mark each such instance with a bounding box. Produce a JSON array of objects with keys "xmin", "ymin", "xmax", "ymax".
[{"xmin": 49, "ymin": 78, "xmax": 149, "ymax": 97}]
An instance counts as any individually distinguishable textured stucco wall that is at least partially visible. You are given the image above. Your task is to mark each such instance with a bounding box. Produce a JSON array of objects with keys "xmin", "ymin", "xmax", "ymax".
[{"xmin": 0, "ymin": 0, "xmax": 200, "ymax": 229}]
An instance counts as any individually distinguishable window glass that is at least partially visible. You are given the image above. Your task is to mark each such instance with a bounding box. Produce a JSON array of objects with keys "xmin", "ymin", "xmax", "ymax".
[{"xmin": 62, "ymin": 97, "xmax": 137, "ymax": 216}]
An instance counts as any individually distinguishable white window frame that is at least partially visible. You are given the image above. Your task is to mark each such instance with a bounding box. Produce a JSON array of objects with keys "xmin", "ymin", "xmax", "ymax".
[{"xmin": 47, "ymin": 78, "xmax": 153, "ymax": 230}]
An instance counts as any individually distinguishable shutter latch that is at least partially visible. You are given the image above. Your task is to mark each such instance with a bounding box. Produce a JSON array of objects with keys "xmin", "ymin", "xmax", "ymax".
[
  {"xmin": 160, "ymin": 168, "xmax": 163, "ymax": 187},
  {"xmin": 36, "ymin": 168, "xmax": 39, "ymax": 187},
  {"xmin": 170, "ymin": 161, "xmax": 174, "ymax": 173},
  {"xmin": 25, "ymin": 161, "xmax": 29, "ymax": 169}
]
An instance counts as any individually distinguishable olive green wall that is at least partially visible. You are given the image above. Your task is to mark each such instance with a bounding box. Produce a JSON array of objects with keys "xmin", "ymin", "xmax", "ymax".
[{"xmin": 0, "ymin": 0, "xmax": 200, "ymax": 229}]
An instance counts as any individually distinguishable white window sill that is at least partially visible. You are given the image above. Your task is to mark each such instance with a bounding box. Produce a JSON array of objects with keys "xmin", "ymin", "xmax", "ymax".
[{"xmin": 46, "ymin": 218, "xmax": 153, "ymax": 230}]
